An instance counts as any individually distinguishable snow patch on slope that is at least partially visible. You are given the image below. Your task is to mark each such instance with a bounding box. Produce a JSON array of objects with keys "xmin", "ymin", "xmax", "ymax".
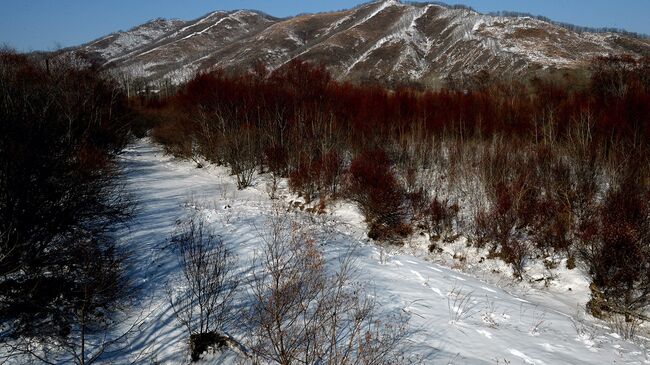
[
  {"xmin": 88, "ymin": 19, "xmax": 181, "ymax": 60},
  {"xmin": 346, "ymin": 4, "xmax": 432, "ymax": 78},
  {"xmin": 349, "ymin": 0, "xmax": 403, "ymax": 30}
]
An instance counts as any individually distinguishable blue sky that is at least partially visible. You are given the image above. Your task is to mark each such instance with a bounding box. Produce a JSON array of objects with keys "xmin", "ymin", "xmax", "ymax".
[{"xmin": 1, "ymin": 0, "xmax": 649, "ymax": 52}]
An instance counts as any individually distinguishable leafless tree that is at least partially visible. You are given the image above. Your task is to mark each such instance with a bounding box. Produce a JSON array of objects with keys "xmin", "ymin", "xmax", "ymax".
[
  {"xmin": 0, "ymin": 49, "xmax": 137, "ymax": 365},
  {"xmin": 245, "ymin": 208, "xmax": 413, "ymax": 365},
  {"xmin": 225, "ymin": 124, "xmax": 259, "ymax": 190},
  {"xmin": 167, "ymin": 212, "xmax": 239, "ymax": 361},
  {"xmin": 2, "ymin": 238, "xmax": 140, "ymax": 365}
]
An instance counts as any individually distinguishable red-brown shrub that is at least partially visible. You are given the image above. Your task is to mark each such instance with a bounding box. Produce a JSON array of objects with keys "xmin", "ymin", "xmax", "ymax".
[
  {"xmin": 288, "ymin": 150, "xmax": 343, "ymax": 203},
  {"xmin": 317, "ymin": 150, "xmax": 343, "ymax": 197},
  {"xmin": 582, "ymin": 177, "xmax": 650, "ymax": 319},
  {"xmin": 141, "ymin": 56, "xmax": 650, "ymax": 291},
  {"xmin": 479, "ymin": 174, "xmax": 539, "ymax": 278},
  {"xmin": 151, "ymin": 118, "xmax": 194, "ymax": 157},
  {"xmin": 289, "ymin": 158, "xmax": 318, "ymax": 202},
  {"xmin": 264, "ymin": 145, "xmax": 288, "ymax": 175},
  {"xmin": 346, "ymin": 149, "xmax": 410, "ymax": 242},
  {"xmin": 426, "ymin": 196, "xmax": 459, "ymax": 240}
]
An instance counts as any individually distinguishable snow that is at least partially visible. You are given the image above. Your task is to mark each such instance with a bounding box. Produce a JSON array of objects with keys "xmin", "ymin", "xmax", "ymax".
[
  {"xmin": 127, "ymin": 10, "xmax": 255, "ymax": 62},
  {"xmin": 286, "ymin": 30, "xmax": 305, "ymax": 46},
  {"xmin": 88, "ymin": 19, "xmax": 181, "ymax": 61},
  {"xmin": 345, "ymin": 36, "xmax": 391, "ymax": 73},
  {"xmin": 173, "ymin": 11, "xmax": 227, "ymax": 35},
  {"xmin": 279, "ymin": 0, "xmax": 404, "ymax": 72},
  {"xmin": 350, "ymin": 0, "xmax": 402, "ymax": 29},
  {"xmin": 178, "ymin": 10, "xmax": 254, "ymax": 41},
  {"xmin": 324, "ymin": 13, "xmax": 353, "ymax": 34},
  {"xmin": 345, "ymin": 5, "xmax": 433, "ymax": 78},
  {"xmin": 179, "ymin": 17, "xmax": 231, "ymax": 40},
  {"xmin": 80, "ymin": 138, "xmax": 650, "ymax": 364}
]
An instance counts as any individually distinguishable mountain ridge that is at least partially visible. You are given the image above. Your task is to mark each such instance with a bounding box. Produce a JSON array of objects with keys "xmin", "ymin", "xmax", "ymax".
[{"xmin": 73, "ymin": 0, "xmax": 650, "ymax": 86}]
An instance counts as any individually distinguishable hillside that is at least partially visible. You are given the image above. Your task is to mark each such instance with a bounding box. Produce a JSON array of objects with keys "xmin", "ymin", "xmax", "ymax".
[{"xmin": 75, "ymin": 0, "xmax": 650, "ymax": 85}]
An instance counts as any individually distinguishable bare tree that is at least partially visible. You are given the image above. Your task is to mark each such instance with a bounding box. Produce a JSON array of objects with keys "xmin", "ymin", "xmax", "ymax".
[
  {"xmin": 0, "ymin": 49, "xmax": 137, "ymax": 365},
  {"xmin": 225, "ymin": 124, "xmax": 259, "ymax": 190},
  {"xmin": 167, "ymin": 212, "xmax": 239, "ymax": 361},
  {"xmin": 2, "ymin": 237, "xmax": 140, "ymax": 365},
  {"xmin": 245, "ymin": 208, "xmax": 413, "ymax": 365}
]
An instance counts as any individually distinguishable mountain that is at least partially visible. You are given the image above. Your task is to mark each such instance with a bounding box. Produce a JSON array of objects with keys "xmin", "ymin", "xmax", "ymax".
[{"xmin": 75, "ymin": 0, "xmax": 650, "ymax": 86}]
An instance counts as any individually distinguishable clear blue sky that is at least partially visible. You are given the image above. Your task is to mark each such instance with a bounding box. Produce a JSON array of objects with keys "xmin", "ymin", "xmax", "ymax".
[{"xmin": 1, "ymin": 0, "xmax": 649, "ymax": 52}]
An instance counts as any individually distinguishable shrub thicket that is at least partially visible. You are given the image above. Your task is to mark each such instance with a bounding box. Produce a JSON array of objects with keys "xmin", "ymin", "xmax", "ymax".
[
  {"xmin": 146, "ymin": 55, "xmax": 650, "ymax": 316},
  {"xmin": 0, "ymin": 50, "xmax": 133, "ymax": 364}
]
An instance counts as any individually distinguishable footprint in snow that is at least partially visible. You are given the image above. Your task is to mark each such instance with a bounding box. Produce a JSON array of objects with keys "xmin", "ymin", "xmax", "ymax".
[
  {"xmin": 410, "ymin": 269, "xmax": 445, "ymax": 297},
  {"xmin": 480, "ymin": 286, "xmax": 497, "ymax": 293},
  {"xmin": 539, "ymin": 343, "xmax": 567, "ymax": 353},
  {"xmin": 508, "ymin": 349, "xmax": 546, "ymax": 365},
  {"xmin": 476, "ymin": 329, "xmax": 493, "ymax": 339},
  {"xmin": 410, "ymin": 270, "xmax": 425, "ymax": 282}
]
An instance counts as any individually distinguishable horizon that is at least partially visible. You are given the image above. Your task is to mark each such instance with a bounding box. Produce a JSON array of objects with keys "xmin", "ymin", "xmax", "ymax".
[{"xmin": 1, "ymin": 0, "xmax": 650, "ymax": 52}]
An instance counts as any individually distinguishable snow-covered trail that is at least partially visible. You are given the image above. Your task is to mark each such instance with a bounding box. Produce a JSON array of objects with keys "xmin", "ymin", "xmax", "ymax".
[{"xmin": 115, "ymin": 139, "xmax": 649, "ymax": 364}]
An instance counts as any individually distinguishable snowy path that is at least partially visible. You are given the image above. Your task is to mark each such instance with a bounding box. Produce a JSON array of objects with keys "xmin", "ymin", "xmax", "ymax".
[{"xmin": 115, "ymin": 139, "xmax": 649, "ymax": 364}]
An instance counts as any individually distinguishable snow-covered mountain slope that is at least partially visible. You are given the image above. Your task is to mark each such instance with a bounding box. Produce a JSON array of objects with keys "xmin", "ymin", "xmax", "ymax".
[
  {"xmin": 76, "ymin": 0, "xmax": 650, "ymax": 83},
  {"xmin": 75, "ymin": 0, "xmax": 650, "ymax": 85},
  {"xmin": 106, "ymin": 139, "xmax": 650, "ymax": 364},
  {"xmin": 81, "ymin": 18, "xmax": 187, "ymax": 61}
]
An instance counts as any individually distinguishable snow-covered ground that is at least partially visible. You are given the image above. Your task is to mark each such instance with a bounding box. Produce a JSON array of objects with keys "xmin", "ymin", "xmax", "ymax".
[{"xmin": 111, "ymin": 139, "xmax": 650, "ymax": 364}]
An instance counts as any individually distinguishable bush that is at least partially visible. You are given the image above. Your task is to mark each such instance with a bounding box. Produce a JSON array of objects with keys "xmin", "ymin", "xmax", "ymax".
[
  {"xmin": 0, "ymin": 50, "xmax": 133, "ymax": 364},
  {"xmin": 289, "ymin": 150, "xmax": 343, "ymax": 203},
  {"xmin": 368, "ymin": 221, "xmax": 412, "ymax": 242},
  {"xmin": 426, "ymin": 196, "xmax": 459, "ymax": 241},
  {"xmin": 246, "ymin": 209, "xmax": 412, "ymax": 364},
  {"xmin": 346, "ymin": 149, "xmax": 410, "ymax": 242},
  {"xmin": 138, "ymin": 56, "xmax": 649, "ymax": 310},
  {"xmin": 151, "ymin": 118, "xmax": 194, "ymax": 157},
  {"xmin": 289, "ymin": 157, "xmax": 319, "ymax": 202},
  {"xmin": 264, "ymin": 145, "xmax": 288, "ymax": 176},
  {"xmin": 478, "ymin": 175, "xmax": 537, "ymax": 278},
  {"xmin": 581, "ymin": 178, "xmax": 650, "ymax": 320},
  {"xmin": 189, "ymin": 332, "xmax": 229, "ymax": 362},
  {"xmin": 167, "ymin": 213, "xmax": 239, "ymax": 361},
  {"xmin": 225, "ymin": 124, "xmax": 260, "ymax": 189},
  {"xmin": 317, "ymin": 150, "xmax": 344, "ymax": 197}
]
